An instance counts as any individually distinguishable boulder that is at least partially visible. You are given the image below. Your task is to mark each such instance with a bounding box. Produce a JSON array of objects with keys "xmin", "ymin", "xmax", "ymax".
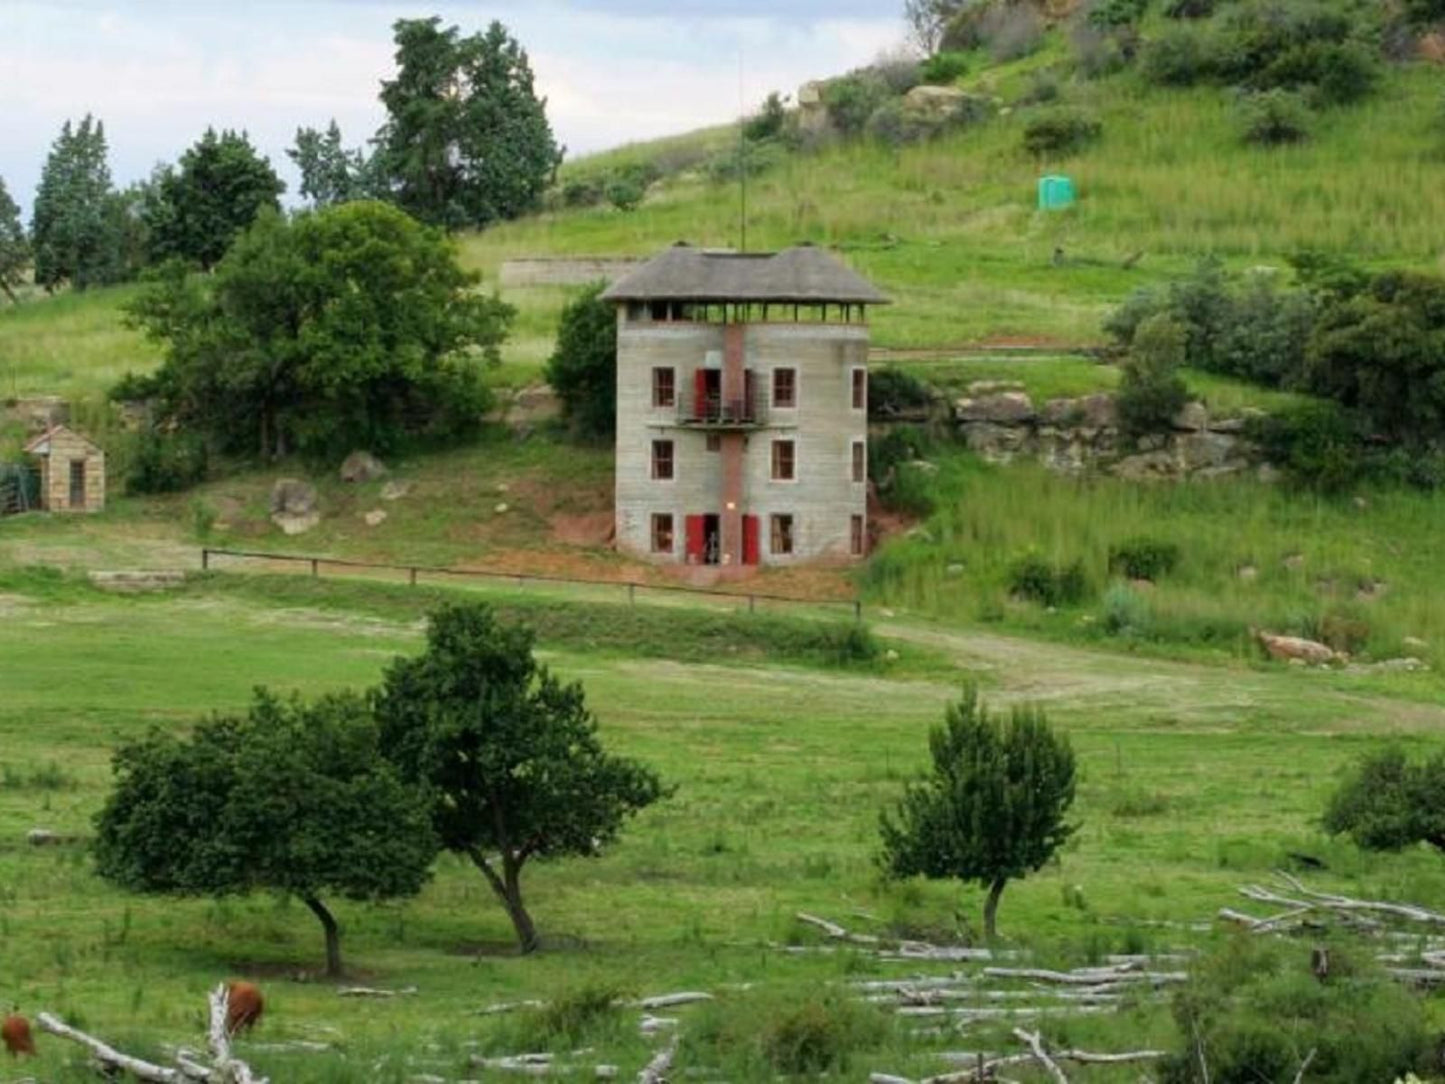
[
  {"xmin": 1039, "ymin": 397, "xmax": 1083, "ymax": 426},
  {"xmin": 273, "ymin": 511, "xmax": 320, "ymax": 536},
  {"xmin": 380, "ymin": 480, "xmax": 412, "ymax": 502},
  {"xmin": 1110, "ymin": 450, "xmax": 1178, "ymax": 481},
  {"xmin": 903, "ymin": 85, "xmax": 992, "ymax": 123},
  {"xmin": 270, "ymin": 478, "xmax": 318, "ymax": 517},
  {"xmin": 1257, "ymin": 631, "xmax": 1338, "ymax": 666},
  {"xmin": 1176, "ymin": 431, "xmax": 1240, "ymax": 472},
  {"xmin": 961, "ymin": 421, "xmax": 1030, "ymax": 461},
  {"xmin": 339, "ymin": 450, "xmax": 388, "ymax": 483},
  {"xmin": 955, "ymin": 391, "xmax": 1036, "ymax": 425},
  {"xmin": 4, "ymin": 395, "xmax": 69, "ymax": 432},
  {"xmin": 1403, "ymin": 636, "xmax": 1430, "ymax": 651},
  {"xmin": 1173, "ymin": 401, "xmax": 1209, "ymax": 431},
  {"xmin": 363, "ymin": 509, "xmax": 387, "ymax": 527}
]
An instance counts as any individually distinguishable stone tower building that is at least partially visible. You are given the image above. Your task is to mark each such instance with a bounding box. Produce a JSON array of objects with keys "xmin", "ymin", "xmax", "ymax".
[{"xmin": 602, "ymin": 243, "xmax": 888, "ymax": 568}]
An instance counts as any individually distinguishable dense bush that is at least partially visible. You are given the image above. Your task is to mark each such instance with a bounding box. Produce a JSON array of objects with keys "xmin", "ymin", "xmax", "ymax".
[
  {"xmin": 1214, "ymin": 276, "xmax": 1317, "ymax": 385},
  {"xmin": 1164, "ymin": 0, "xmax": 1218, "ymax": 17},
  {"xmin": 870, "ymin": 425, "xmax": 938, "ymax": 517},
  {"xmin": 822, "ymin": 74, "xmax": 891, "ymax": 138},
  {"xmin": 560, "ymin": 177, "xmax": 603, "ymax": 208},
  {"xmin": 545, "ymin": 282, "xmax": 616, "ymax": 440},
  {"xmin": 1008, "ymin": 554, "xmax": 1090, "ymax": 607},
  {"xmin": 1238, "ymin": 89, "xmax": 1312, "ymax": 144},
  {"xmin": 1117, "ymin": 313, "xmax": 1190, "ymax": 438},
  {"xmin": 868, "ymin": 366, "xmax": 935, "ymax": 420},
  {"xmin": 705, "ymin": 139, "xmax": 787, "ymax": 182},
  {"xmin": 1022, "ymin": 108, "xmax": 1103, "ymax": 157},
  {"xmin": 1141, "ymin": 0, "xmax": 1382, "ymax": 109},
  {"xmin": 1087, "ymin": 0, "xmax": 1149, "ymax": 29},
  {"xmin": 1161, "ymin": 936, "xmax": 1435, "ymax": 1084},
  {"xmin": 920, "ymin": 50, "xmax": 970, "ymax": 84},
  {"xmin": 1108, "ymin": 537, "xmax": 1181, "ymax": 581},
  {"xmin": 126, "ymin": 429, "xmax": 209, "ymax": 495},
  {"xmin": 742, "ymin": 92, "xmax": 789, "ymax": 142}
]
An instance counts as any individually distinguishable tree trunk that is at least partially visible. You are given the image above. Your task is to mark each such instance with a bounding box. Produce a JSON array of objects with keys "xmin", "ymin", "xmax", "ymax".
[
  {"xmin": 502, "ymin": 872, "xmax": 540, "ymax": 956},
  {"xmin": 303, "ymin": 894, "xmax": 343, "ymax": 977},
  {"xmin": 983, "ymin": 878, "xmax": 1007, "ymax": 942},
  {"xmin": 466, "ymin": 848, "xmax": 539, "ymax": 955}
]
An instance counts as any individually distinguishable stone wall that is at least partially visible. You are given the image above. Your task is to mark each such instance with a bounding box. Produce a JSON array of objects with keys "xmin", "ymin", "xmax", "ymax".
[
  {"xmin": 499, "ymin": 257, "xmax": 644, "ymax": 288},
  {"xmin": 951, "ymin": 382, "xmax": 1269, "ymax": 481}
]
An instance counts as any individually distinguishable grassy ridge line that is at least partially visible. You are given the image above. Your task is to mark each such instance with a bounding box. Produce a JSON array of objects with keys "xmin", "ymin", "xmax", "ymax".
[{"xmin": 0, "ymin": 564, "xmax": 956, "ymax": 678}]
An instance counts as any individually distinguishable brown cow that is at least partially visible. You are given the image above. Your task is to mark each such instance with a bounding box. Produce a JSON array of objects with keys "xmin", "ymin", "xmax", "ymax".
[
  {"xmin": 2, "ymin": 1012, "xmax": 35, "ymax": 1057},
  {"xmin": 225, "ymin": 981, "xmax": 264, "ymax": 1035}
]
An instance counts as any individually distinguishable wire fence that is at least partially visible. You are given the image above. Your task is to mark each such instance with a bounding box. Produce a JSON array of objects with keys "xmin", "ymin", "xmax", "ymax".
[{"xmin": 200, "ymin": 547, "xmax": 864, "ymax": 620}]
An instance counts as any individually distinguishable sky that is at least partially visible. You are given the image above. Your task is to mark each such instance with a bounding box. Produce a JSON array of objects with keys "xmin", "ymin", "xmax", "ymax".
[{"xmin": 1, "ymin": 0, "xmax": 907, "ymax": 217}]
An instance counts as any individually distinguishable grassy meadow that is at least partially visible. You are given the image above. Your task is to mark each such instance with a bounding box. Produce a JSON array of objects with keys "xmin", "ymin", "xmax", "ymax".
[{"xmin": 2, "ymin": 566, "xmax": 1445, "ymax": 1081}]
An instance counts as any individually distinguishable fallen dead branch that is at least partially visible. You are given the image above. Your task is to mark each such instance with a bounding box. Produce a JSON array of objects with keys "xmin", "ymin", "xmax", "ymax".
[
  {"xmin": 637, "ymin": 1037, "xmax": 677, "ymax": 1084},
  {"xmin": 336, "ymin": 985, "xmax": 417, "ymax": 998},
  {"xmin": 1013, "ymin": 1029, "xmax": 1069, "ymax": 1084},
  {"xmin": 982, "ymin": 964, "xmax": 1186, "ymax": 988},
  {"xmin": 1238, "ymin": 873, "xmax": 1445, "ymax": 929},
  {"xmin": 37, "ymin": 1013, "xmax": 191, "ymax": 1083},
  {"xmin": 206, "ymin": 985, "xmax": 264, "ymax": 1084},
  {"xmin": 469, "ymin": 1051, "xmax": 618, "ymax": 1077},
  {"xmin": 873, "ymin": 1039, "xmax": 1167, "ymax": 1084},
  {"xmin": 795, "ymin": 912, "xmax": 995, "ymax": 961}
]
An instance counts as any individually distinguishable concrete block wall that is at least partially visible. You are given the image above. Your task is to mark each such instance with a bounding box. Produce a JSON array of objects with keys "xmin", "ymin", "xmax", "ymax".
[{"xmin": 614, "ymin": 317, "xmax": 868, "ymax": 565}]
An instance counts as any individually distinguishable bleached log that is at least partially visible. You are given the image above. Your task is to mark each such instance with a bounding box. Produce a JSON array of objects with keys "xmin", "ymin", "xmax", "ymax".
[
  {"xmin": 37, "ymin": 1012, "xmax": 196, "ymax": 1083},
  {"xmin": 475, "ymin": 999, "xmax": 548, "ymax": 1016},
  {"xmin": 1012, "ymin": 1029, "xmax": 1069, "ymax": 1084},
  {"xmin": 207, "ymin": 985, "xmax": 267, "ymax": 1084},
  {"xmin": 796, "ymin": 912, "xmax": 881, "ymax": 944},
  {"xmin": 631, "ymin": 992, "xmax": 712, "ymax": 1010},
  {"xmin": 638, "ymin": 1015, "xmax": 678, "ymax": 1036},
  {"xmin": 637, "ymin": 1037, "xmax": 678, "ymax": 1084},
  {"xmin": 1272, "ymin": 871, "xmax": 1445, "ymax": 926},
  {"xmin": 1387, "ymin": 968, "xmax": 1445, "ymax": 988},
  {"xmin": 337, "ymin": 985, "xmax": 417, "ymax": 998},
  {"xmin": 869, "ymin": 1074, "xmax": 916, "ymax": 1084}
]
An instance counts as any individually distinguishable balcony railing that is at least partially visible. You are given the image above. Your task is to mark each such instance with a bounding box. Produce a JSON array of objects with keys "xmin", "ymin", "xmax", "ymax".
[{"xmin": 676, "ymin": 385, "xmax": 770, "ymax": 428}]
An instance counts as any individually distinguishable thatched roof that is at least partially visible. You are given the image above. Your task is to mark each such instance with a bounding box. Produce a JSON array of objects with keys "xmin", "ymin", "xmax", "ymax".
[{"xmin": 600, "ymin": 243, "xmax": 890, "ymax": 305}]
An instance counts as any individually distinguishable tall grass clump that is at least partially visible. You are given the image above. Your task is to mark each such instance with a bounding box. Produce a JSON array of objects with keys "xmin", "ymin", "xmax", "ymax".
[
  {"xmin": 865, "ymin": 452, "xmax": 1445, "ymax": 662},
  {"xmin": 684, "ymin": 990, "xmax": 892, "ymax": 1078}
]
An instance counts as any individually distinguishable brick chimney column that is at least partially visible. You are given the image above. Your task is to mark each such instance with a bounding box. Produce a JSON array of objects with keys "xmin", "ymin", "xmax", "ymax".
[{"xmin": 719, "ymin": 323, "xmax": 746, "ymax": 565}]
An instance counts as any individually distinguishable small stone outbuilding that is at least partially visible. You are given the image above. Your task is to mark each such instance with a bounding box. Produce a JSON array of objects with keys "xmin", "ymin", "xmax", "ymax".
[{"xmin": 24, "ymin": 425, "xmax": 105, "ymax": 513}]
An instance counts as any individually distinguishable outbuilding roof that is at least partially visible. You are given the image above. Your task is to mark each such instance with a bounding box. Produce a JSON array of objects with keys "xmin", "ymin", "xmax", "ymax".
[
  {"xmin": 600, "ymin": 243, "xmax": 890, "ymax": 305},
  {"xmin": 24, "ymin": 425, "xmax": 103, "ymax": 457}
]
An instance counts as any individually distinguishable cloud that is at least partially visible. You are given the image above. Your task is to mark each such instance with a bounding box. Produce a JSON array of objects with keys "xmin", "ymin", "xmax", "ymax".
[{"xmin": 0, "ymin": 1, "xmax": 903, "ymax": 215}]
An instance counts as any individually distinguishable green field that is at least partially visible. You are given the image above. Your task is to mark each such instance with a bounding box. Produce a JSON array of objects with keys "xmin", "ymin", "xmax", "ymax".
[{"xmin": 2, "ymin": 568, "xmax": 1444, "ymax": 1080}]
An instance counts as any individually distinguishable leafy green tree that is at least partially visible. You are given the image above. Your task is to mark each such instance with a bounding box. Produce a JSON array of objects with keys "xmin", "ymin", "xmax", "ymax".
[
  {"xmin": 1324, "ymin": 746, "xmax": 1445, "ymax": 856},
  {"xmin": 1117, "ymin": 313, "xmax": 1190, "ymax": 439},
  {"xmin": 545, "ymin": 283, "xmax": 617, "ymax": 440},
  {"xmin": 0, "ymin": 176, "xmax": 28, "ymax": 302},
  {"xmin": 879, "ymin": 685, "xmax": 1077, "ymax": 940},
  {"xmin": 94, "ymin": 689, "xmax": 438, "ymax": 977},
  {"xmin": 147, "ymin": 128, "xmax": 284, "ymax": 269},
  {"xmin": 374, "ymin": 18, "xmax": 562, "ymax": 229},
  {"xmin": 288, "ymin": 120, "xmax": 376, "ymax": 208},
  {"xmin": 31, "ymin": 115, "xmax": 125, "ymax": 290},
  {"xmin": 124, "ymin": 200, "xmax": 512, "ymax": 460},
  {"xmin": 1305, "ymin": 271, "xmax": 1445, "ymax": 445},
  {"xmin": 374, "ymin": 603, "xmax": 668, "ymax": 953}
]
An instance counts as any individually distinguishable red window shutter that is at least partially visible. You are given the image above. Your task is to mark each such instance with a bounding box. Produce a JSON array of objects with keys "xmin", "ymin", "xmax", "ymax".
[
  {"xmin": 685, "ymin": 515, "xmax": 705, "ymax": 563},
  {"xmin": 693, "ymin": 369, "xmax": 709, "ymax": 420},
  {"xmin": 742, "ymin": 515, "xmax": 760, "ymax": 566}
]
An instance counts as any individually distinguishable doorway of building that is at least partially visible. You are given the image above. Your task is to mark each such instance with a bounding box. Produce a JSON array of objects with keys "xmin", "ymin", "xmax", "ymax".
[
  {"xmin": 684, "ymin": 513, "xmax": 722, "ymax": 565},
  {"xmin": 68, "ymin": 460, "xmax": 86, "ymax": 509}
]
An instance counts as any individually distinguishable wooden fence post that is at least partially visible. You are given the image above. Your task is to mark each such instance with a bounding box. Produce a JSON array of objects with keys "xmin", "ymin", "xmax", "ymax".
[
  {"xmin": 201, "ymin": 548, "xmax": 209, "ymax": 571},
  {"xmin": 311, "ymin": 558, "xmax": 319, "ymax": 578},
  {"xmin": 854, "ymin": 600, "xmax": 862, "ymax": 621},
  {"xmin": 409, "ymin": 567, "xmax": 417, "ymax": 587},
  {"xmin": 628, "ymin": 583, "xmax": 636, "ymax": 606}
]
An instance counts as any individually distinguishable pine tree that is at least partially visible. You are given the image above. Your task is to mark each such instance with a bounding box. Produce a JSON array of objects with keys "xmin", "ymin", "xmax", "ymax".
[
  {"xmin": 374, "ymin": 18, "xmax": 562, "ymax": 229},
  {"xmin": 31, "ymin": 115, "xmax": 123, "ymax": 290},
  {"xmin": 147, "ymin": 128, "xmax": 284, "ymax": 269},
  {"xmin": 288, "ymin": 120, "xmax": 374, "ymax": 208},
  {"xmin": 0, "ymin": 175, "xmax": 28, "ymax": 302}
]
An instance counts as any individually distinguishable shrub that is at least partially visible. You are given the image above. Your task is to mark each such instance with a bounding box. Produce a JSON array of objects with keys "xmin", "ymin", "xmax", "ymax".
[
  {"xmin": 1141, "ymin": 24, "xmax": 1219, "ymax": 85},
  {"xmin": 1117, "ymin": 313, "xmax": 1190, "ymax": 438},
  {"xmin": 1165, "ymin": 0, "xmax": 1217, "ymax": 16},
  {"xmin": 1108, "ymin": 538, "xmax": 1181, "ymax": 581},
  {"xmin": 1161, "ymin": 936, "xmax": 1435, "ymax": 1084},
  {"xmin": 1246, "ymin": 400, "xmax": 1367, "ymax": 493},
  {"xmin": 1022, "ymin": 108, "xmax": 1103, "ymax": 157},
  {"xmin": 1072, "ymin": 23, "xmax": 1133, "ymax": 77},
  {"xmin": 822, "ymin": 74, "xmax": 891, "ymax": 138},
  {"xmin": 604, "ymin": 174, "xmax": 645, "ymax": 212},
  {"xmin": 529, "ymin": 984, "xmax": 626, "ymax": 1045},
  {"xmin": 872, "ymin": 52, "xmax": 924, "ymax": 94},
  {"xmin": 705, "ymin": 139, "xmax": 786, "ymax": 182},
  {"xmin": 1213, "ymin": 276, "xmax": 1317, "ymax": 386},
  {"xmin": 921, "ymin": 50, "xmax": 970, "ymax": 84},
  {"xmin": 869, "ymin": 366, "xmax": 934, "ymax": 420},
  {"xmin": 1016, "ymin": 72, "xmax": 1062, "ymax": 106},
  {"xmin": 1101, "ymin": 581, "xmax": 1152, "ymax": 636},
  {"xmin": 126, "ymin": 429, "xmax": 209, "ymax": 494},
  {"xmin": 1267, "ymin": 40, "xmax": 1379, "ymax": 107},
  {"xmin": 560, "ymin": 177, "xmax": 603, "ymax": 208},
  {"xmin": 742, "ymin": 92, "xmax": 788, "ymax": 142},
  {"xmin": 1167, "ymin": 257, "xmax": 1232, "ymax": 369},
  {"xmin": 981, "ymin": 2, "xmax": 1047, "ymax": 61},
  {"xmin": 1087, "ymin": 0, "xmax": 1149, "ymax": 29},
  {"xmin": 1103, "ymin": 286, "xmax": 1169, "ymax": 348},
  {"xmin": 1008, "ymin": 554, "xmax": 1090, "ymax": 607}
]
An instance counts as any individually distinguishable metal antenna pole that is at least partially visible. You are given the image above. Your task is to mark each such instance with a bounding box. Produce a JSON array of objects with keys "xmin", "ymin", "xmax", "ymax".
[{"xmin": 738, "ymin": 49, "xmax": 747, "ymax": 254}]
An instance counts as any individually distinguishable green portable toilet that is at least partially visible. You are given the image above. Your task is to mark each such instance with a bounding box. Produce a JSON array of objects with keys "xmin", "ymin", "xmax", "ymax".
[{"xmin": 1038, "ymin": 175, "xmax": 1076, "ymax": 210}]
